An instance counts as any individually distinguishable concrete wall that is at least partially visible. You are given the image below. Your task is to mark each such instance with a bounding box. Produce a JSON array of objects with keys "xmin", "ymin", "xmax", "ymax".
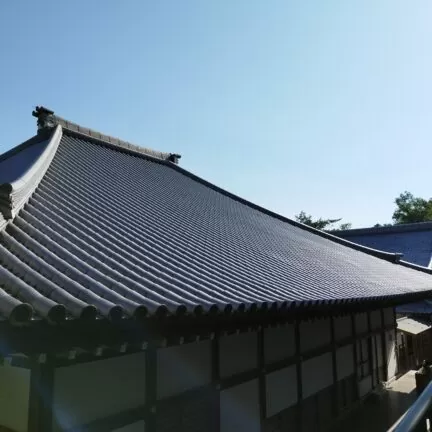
[
  {"xmin": 0, "ymin": 364, "xmax": 30, "ymax": 432},
  {"xmin": 52, "ymin": 353, "xmax": 146, "ymax": 431}
]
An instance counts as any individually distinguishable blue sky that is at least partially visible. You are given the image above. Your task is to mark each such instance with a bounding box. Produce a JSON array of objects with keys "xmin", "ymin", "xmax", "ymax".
[{"xmin": 1, "ymin": 1, "xmax": 431, "ymax": 228}]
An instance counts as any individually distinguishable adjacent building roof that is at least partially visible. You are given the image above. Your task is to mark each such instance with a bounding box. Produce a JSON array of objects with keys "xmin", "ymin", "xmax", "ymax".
[
  {"xmin": 397, "ymin": 300, "xmax": 432, "ymax": 316},
  {"xmin": 1, "ymin": 107, "xmax": 432, "ymax": 326},
  {"xmin": 334, "ymin": 223, "xmax": 432, "ymax": 268},
  {"xmin": 397, "ymin": 317, "xmax": 431, "ymax": 335}
]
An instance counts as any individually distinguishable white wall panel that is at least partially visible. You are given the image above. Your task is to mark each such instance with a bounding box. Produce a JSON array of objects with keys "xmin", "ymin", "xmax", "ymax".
[
  {"xmin": 370, "ymin": 310, "xmax": 381, "ymax": 330},
  {"xmin": 0, "ymin": 365, "xmax": 30, "ymax": 432},
  {"xmin": 355, "ymin": 313, "xmax": 368, "ymax": 334},
  {"xmin": 358, "ymin": 376, "xmax": 372, "ymax": 398},
  {"xmin": 383, "ymin": 308, "xmax": 395, "ymax": 326},
  {"xmin": 302, "ymin": 353, "xmax": 332, "ymax": 399},
  {"xmin": 265, "ymin": 366, "xmax": 297, "ymax": 417},
  {"xmin": 53, "ymin": 353, "xmax": 146, "ymax": 431},
  {"xmin": 377, "ymin": 334, "xmax": 384, "ymax": 367},
  {"xmin": 157, "ymin": 341, "xmax": 211, "ymax": 400},
  {"xmin": 113, "ymin": 420, "xmax": 146, "ymax": 432},
  {"xmin": 264, "ymin": 324, "xmax": 295, "ymax": 364},
  {"xmin": 300, "ymin": 319, "xmax": 330, "ymax": 352},
  {"xmin": 220, "ymin": 332, "xmax": 257, "ymax": 378},
  {"xmin": 334, "ymin": 316, "xmax": 352, "ymax": 341},
  {"xmin": 386, "ymin": 330, "xmax": 397, "ymax": 380},
  {"xmin": 220, "ymin": 380, "xmax": 260, "ymax": 432},
  {"xmin": 336, "ymin": 345, "xmax": 354, "ymax": 381}
]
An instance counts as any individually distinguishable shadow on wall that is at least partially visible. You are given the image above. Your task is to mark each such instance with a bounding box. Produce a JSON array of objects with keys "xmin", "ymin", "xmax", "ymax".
[{"xmin": 333, "ymin": 373, "xmax": 417, "ymax": 432}]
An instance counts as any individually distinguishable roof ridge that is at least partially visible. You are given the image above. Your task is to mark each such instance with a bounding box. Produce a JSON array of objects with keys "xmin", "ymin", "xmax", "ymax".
[
  {"xmin": 334, "ymin": 221, "xmax": 432, "ymax": 236},
  {"xmin": 168, "ymin": 163, "xmax": 404, "ymax": 265},
  {"xmin": 32, "ymin": 106, "xmax": 181, "ymax": 164}
]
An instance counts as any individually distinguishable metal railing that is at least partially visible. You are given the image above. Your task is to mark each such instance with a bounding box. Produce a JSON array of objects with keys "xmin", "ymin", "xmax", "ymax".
[{"xmin": 391, "ymin": 380, "xmax": 432, "ymax": 432}]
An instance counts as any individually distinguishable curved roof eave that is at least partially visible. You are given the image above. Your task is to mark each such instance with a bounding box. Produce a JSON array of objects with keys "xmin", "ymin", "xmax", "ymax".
[{"xmin": 0, "ymin": 125, "xmax": 62, "ymax": 225}]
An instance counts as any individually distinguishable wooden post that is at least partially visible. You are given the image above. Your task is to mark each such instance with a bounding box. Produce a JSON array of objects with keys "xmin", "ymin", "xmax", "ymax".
[
  {"xmin": 330, "ymin": 316, "xmax": 338, "ymax": 418},
  {"xmin": 258, "ymin": 325, "xmax": 266, "ymax": 426},
  {"xmin": 28, "ymin": 354, "xmax": 54, "ymax": 432},
  {"xmin": 351, "ymin": 315, "xmax": 359, "ymax": 401},
  {"xmin": 145, "ymin": 345, "xmax": 157, "ymax": 432},
  {"xmin": 295, "ymin": 318, "xmax": 303, "ymax": 432},
  {"xmin": 211, "ymin": 331, "xmax": 221, "ymax": 432},
  {"xmin": 380, "ymin": 309, "xmax": 388, "ymax": 382}
]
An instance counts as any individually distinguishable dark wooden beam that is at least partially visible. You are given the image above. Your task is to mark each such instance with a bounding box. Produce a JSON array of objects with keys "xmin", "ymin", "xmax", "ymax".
[
  {"xmin": 380, "ymin": 309, "xmax": 388, "ymax": 382},
  {"xmin": 257, "ymin": 325, "xmax": 266, "ymax": 425},
  {"xmin": 330, "ymin": 316, "xmax": 338, "ymax": 418},
  {"xmin": 211, "ymin": 332, "xmax": 221, "ymax": 432},
  {"xmin": 295, "ymin": 318, "xmax": 303, "ymax": 432},
  {"xmin": 351, "ymin": 315, "xmax": 359, "ymax": 401},
  {"xmin": 145, "ymin": 345, "xmax": 157, "ymax": 432},
  {"xmin": 28, "ymin": 355, "xmax": 54, "ymax": 432}
]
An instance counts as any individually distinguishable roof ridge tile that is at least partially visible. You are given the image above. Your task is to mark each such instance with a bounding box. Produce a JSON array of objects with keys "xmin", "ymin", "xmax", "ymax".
[{"xmin": 32, "ymin": 106, "xmax": 181, "ymax": 164}]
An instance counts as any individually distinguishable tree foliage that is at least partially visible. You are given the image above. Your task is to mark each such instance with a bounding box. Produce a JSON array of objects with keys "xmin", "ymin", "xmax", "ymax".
[
  {"xmin": 392, "ymin": 191, "xmax": 432, "ymax": 224},
  {"xmin": 294, "ymin": 211, "xmax": 350, "ymax": 231},
  {"xmin": 296, "ymin": 191, "xmax": 432, "ymax": 230}
]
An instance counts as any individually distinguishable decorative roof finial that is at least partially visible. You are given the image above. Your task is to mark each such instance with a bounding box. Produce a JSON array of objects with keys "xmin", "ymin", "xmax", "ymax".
[
  {"xmin": 32, "ymin": 106, "xmax": 56, "ymax": 131},
  {"xmin": 168, "ymin": 153, "xmax": 182, "ymax": 164}
]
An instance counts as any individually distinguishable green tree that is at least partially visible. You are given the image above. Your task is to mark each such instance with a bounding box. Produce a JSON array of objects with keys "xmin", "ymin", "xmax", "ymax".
[
  {"xmin": 392, "ymin": 191, "xmax": 432, "ymax": 224},
  {"xmin": 295, "ymin": 211, "xmax": 350, "ymax": 231}
]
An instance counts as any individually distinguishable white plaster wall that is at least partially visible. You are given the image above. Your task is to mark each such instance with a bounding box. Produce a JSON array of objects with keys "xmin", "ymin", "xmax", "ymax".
[
  {"xmin": 0, "ymin": 364, "xmax": 30, "ymax": 432},
  {"xmin": 358, "ymin": 376, "xmax": 372, "ymax": 398},
  {"xmin": 264, "ymin": 324, "xmax": 295, "ymax": 364},
  {"xmin": 157, "ymin": 340, "xmax": 211, "ymax": 400},
  {"xmin": 220, "ymin": 331, "xmax": 257, "ymax": 378},
  {"xmin": 383, "ymin": 308, "xmax": 395, "ymax": 327},
  {"xmin": 355, "ymin": 313, "xmax": 368, "ymax": 334},
  {"xmin": 220, "ymin": 379, "xmax": 260, "ymax": 432},
  {"xmin": 370, "ymin": 310, "xmax": 381, "ymax": 330},
  {"xmin": 52, "ymin": 353, "xmax": 146, "ymax": 431},
  {"xmin": 299, "ymin": 319, "xmax": 330, "ymax": 353},
  {"xmin": 336, "ymin": 345, "xmax": 354, "ymax": 381},
  {"xmin": 397, "ymin": 331, "xmax": 403, "ymax": 346},
  {"xmin": 302, "ymin": 353, "xmax": 332, "ymax": 399},
  {"xmin": 386, "ymin": 330, "xmax": 397, "ymax": 380},
  {"xmin": 372, "ymin": 335, "xmax": 377, "ymax": 369},
  {"xmin": 113, "ymin": 420, "xmax": 146, "ymax": 432},
  {"xmin": 377, "ymin": 334, "xmax": 384, "ymax": 367},
  {"xmin": 265, "ymin": 366, "xmax": 297, "ymax": 417},
  {"xmin": 334, "ymin": 316, "xmax": 352, "ymax": 341}
]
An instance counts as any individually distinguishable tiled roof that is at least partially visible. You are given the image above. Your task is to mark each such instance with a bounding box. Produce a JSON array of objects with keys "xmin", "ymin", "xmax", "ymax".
[
  {"xmin": 1, "ymin": 112, "xmax": 432, "ymax": 325},
  {"xmin": 397, "ymin": 300, "xmax": 432, "ymax": 315},
  {"xmin": 334, "ymin": 224, "xmax": 432, "ymax": 268}
]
